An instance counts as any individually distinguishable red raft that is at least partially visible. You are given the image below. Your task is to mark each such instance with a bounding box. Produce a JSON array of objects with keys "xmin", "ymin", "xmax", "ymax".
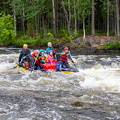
[
  {"xmin": 42, "ymin": 63, "xmax": 79, "ymax": 73},
  {"xmin": 42, "ymin": 63, "xmax": 57, "ymax": 71}
]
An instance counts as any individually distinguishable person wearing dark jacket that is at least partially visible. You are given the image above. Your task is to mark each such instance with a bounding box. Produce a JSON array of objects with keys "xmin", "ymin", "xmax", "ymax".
[{"xmin": 18, "ymin": 44, "xmax": 31, "ymax": 64}]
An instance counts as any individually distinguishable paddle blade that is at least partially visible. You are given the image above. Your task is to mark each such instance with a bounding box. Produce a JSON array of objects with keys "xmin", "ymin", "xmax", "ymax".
[{"xmin": 13, "ymin": 66, "xmax": 17, "ymax": 69}]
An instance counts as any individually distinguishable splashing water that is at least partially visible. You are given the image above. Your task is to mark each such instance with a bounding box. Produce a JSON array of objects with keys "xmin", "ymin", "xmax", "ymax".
[{"xmin": 0, "ymin": 47, "xmax": 120, "ymax": 120}]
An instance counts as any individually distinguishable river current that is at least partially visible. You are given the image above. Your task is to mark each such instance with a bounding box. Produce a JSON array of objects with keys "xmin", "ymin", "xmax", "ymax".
[{"xmin": 0, "ymin": 47, "xmax": 120, "ymax": 120}]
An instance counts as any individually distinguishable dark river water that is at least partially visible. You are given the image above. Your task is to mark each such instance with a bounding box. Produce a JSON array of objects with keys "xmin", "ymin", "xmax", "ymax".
[{"xmin": 0, "ymin": 47, "xmax": 120, "ymax": 120}]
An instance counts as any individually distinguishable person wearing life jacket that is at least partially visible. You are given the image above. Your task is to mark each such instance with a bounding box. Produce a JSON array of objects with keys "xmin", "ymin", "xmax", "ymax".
[
  {"xmin": 46, "ymin": 42, "xmax": 56, "ymax": 58},
  {"xmin": 18, "ymin": 44, "xmax": 31, "ymax": 64},
  {"xmin": 23, "ymin": 50, "xmax": 41, "ymax": 71},
  {"xmin": 58, "ymin": 47, "xmax": 75, "ymax": 69},
  {"xmin": 31, "ymin": 50, "xmax": 42, "ymax": 70},
  {"xmin": 39, "ymin": 49, "xmax": 48, "ymax": 63},
  {"xmin": 47, "ymin": 50, "xmax": 57, "ymax": 64}
]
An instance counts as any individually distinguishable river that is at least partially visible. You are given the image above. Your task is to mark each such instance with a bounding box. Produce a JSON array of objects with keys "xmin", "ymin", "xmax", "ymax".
[{"xmin": 0, "ymin": 47, "xmax": 120, "ymax": 120}]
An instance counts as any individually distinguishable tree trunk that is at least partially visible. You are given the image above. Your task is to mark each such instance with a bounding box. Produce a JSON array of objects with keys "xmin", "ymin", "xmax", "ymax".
[
  {"xmin": 83, "ymin": 16, "xmax": 86, "ymax": 40},
  {"xmin": 22, "ymin": 4, "xmax": 26, "ymax": 36},
  {"xmin": 68, "ymin": 0, "xmax": 72, "ymax": 36},
  {"xmin": 62, "ymin": 0, "xmax": 72, "ymax": 36},
  {"xmin": 107, "ymin": 0, "xmax": 110, "ymax": 36},
  {"xmin": 42, "ymin": 14, "xmax": 45, "ymax": 37},
  {"xmin": 74, "ymin": 0, "xmax": 77, "ymax": 37},
  {"xmin": 52, "ymin": 0, "xmax": 56, "ymax": 37},
  {"xmin": 13, "ymin": 4, "xmax": 17, "ymax": 36},
  {"xmin": 91, "ymin": 0, "xmax": 95, "ymax": 36},
  {"xmin": 115, "ymin": 0, "xmax": 119, "ymax": 37},
  {"xmin": 37, "ymin": 14, "xmax": 40, "ymax": 33}
]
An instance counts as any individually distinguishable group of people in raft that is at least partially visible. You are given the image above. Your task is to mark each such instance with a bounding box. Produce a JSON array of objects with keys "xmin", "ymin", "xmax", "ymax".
[{"xmin": 18, "ymin": 42, "xmax": 76, "ymax": 71}]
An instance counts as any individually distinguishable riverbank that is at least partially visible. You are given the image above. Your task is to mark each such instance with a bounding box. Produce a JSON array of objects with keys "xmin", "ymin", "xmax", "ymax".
[
  {"xmin": 0, "ymin": 36, "xmax": 120, "ymax": 55},
  {"xmin": 0, "ymin": 44, "xmax": 120, "ymax": 56}
]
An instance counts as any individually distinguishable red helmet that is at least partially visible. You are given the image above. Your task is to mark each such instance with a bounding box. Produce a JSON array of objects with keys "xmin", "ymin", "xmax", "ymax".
[
  {"xmin": 32, "ymin": 50, "xmax": 39, "ymax": 56},
  {"xmin": 64, "ymin": 47, "xmax": 69, "ymax": 50},
  {"xmin": 34, "ymin": 51, "xmax": 39, "ymax": 54}
]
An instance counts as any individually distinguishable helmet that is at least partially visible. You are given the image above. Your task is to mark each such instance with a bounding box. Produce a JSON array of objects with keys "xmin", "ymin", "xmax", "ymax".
[
  {"xmin": 47, "ymin": 42, "xmax": 52, "ymax": 46},
  {"xmin": 34, "ymin": 50, "xmax": 39, "ymax": 54},
  {"xmin": 39, "ymin": 49, "xmax": 45, "ymax": 53},
  {"xmin": 32, "ymin": 50, "xmax": 39, "ymax": 56},
  {"xmin": 64, "ymin": 47, "xmax": 69, "ymax": 50},
  {"xmin": 48, "ymin": 50, "xmax": 53, "ymax": 53},
  {"xmin": 23, "ymin": 44, "xmax": 28, "ymax": 47}
]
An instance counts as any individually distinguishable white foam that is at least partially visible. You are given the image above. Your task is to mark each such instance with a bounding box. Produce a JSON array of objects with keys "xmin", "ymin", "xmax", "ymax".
[{"xmin": 78, "ymin": 68, "xmax": 120, "ymax": 92}]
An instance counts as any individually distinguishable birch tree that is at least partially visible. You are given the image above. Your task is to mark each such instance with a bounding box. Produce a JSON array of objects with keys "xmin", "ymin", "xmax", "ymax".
[
  {"xmin": 115, "ymin": 0, "xmax": 119, "ymax": 37},
  {"xmin": 52, "ymin": 0, "xmax": 56, "ymax": 37},
  {"xmin": 101, "ymin": 0, "xmax": 115, "ymax": 36},
  {"xmin": 77, "ymin": 0, "xmax": 91, "ymax": 39},
  {"xmin": 91, "ymin": 0, "xmax": 95, "ymax": 36},
  {"xmin": 61, "ymin": 0, "xmax": 72, "ymax": 36},
  {"xmin": 13, "ymin": 4, "xmax": 17, "ymax": 36}
]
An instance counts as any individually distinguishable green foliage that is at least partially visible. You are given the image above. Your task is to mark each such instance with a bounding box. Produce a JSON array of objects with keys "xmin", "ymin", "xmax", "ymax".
[
  {"xmin": 35, "ymin": 37, "xmax": 58, "ymax": 46},
  {"xmin": 14, "ymin": 39, "xmax": 36, "ymax": 46},
  {"xmin": 47, "ymin": 32, "xmax": 54, "ymax": 38},
  {"xmin": 18, "ymin": 35, "xmax": 32, "ymax": 40},
  {"xmin": 13, "ymin": 35, "xmax": 36, "ymax": 46},
  {"xmin": 100, "ymin": 0, "xmax": 115, "ymax": 16},
  {"xmin": 103, "ymin": 41, "xmax": 120, "ymax": 49},
  {"xmin": 95, "ymin": 30, "xmax": 115, "ymax": 36},
  {"xmin": 72, "ymin": 30, "xmax": 80, "ymax": 38},
  {"xmin": 0, "ymin": 13, "xmax": 15, "ymax": 45},
  {"xmin": 56, "ymin": 29, "xmax": 69, "ymax": 38},
  {"xmin": 62, "ymin": 34, "xmax": 74, "ymax": 42},
  {"xmin": 76, "ymin": 0, "xmax": 91, "ymax": 21}
]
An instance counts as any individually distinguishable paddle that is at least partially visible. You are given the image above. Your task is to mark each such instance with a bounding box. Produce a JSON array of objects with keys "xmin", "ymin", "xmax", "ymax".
[
  {"xmin": 13, "ymin": 65, "xmax": 17, "ymax": 69},
  {"xmin": 71, "ymin": 60, "xmax": 77, "ymax": 68},
  {"xmin": 13, "ymin": 57, "xmax": 26, "ymax": 69}
]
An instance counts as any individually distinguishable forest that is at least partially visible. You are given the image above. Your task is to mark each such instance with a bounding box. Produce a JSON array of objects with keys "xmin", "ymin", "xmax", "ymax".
[{"xmin": 0, "ymin": 0, "xmax": 120, "ymax": 47}]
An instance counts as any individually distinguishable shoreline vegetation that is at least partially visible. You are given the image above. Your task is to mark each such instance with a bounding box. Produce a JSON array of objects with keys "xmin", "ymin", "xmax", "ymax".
[
  {"xmin": 0, "ymin": 0, "xmax": 120, "ymax": 55},
  {"xmin": 0, "ymin": 35, "xmax": 120, "ymax": 55}
]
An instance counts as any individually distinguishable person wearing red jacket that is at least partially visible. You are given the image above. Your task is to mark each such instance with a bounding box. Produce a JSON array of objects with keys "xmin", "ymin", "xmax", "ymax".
[
  {"xmin": 31, "ymin": 50, "xmax": 42, "ymax": 70},
  {"xmin": 23, "ymin": 50, "xmax": 42, "ymax": 71}
]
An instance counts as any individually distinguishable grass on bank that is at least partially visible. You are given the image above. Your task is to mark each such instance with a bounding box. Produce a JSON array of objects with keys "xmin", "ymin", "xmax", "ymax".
[
  {"xmin": 103, "ymin": 41, "xmax": 120, "ymax": 50},
  {"xmin": 13, "ymin": 35, "xmax": 58, "ymax": 46}
]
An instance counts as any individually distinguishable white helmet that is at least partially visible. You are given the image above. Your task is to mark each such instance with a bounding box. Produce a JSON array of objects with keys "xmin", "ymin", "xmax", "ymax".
[{"xmin": 47, "ymin": 42, "xmax": 52, "ymax": 46}]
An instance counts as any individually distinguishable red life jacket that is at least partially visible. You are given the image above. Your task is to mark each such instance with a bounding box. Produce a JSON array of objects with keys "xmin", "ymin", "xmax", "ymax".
[
  {"xmin": 60, "ymin": 54, "xmax": 68, "ymax": 62},
  {"xmin": 35, "ymin": 57, "xmax": 42, "ymax": 65},
  {"xmin": 31, "ymin": 54, "xmax": 42, "ymax": 65}
]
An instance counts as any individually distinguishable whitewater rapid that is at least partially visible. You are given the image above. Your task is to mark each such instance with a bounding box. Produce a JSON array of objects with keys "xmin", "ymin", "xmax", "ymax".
[{"xmin": 0, "ymin": 47, "xmax": 120, "ymax": 120}]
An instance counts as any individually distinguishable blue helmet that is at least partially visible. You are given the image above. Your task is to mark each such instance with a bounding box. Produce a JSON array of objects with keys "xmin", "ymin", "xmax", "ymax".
[
  {"xmin": 39, "ymin": 49, "xmax": 45, "ymax": 53},
  {"xmin": 48, "ymin": 50, "xmax": 53, "ymax": 53}
]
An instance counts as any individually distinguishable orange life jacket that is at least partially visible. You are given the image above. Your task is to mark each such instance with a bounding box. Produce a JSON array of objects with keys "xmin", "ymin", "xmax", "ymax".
[{"xmin": 41, "ymin": 55, "xmax": 49, "ymax": 63}]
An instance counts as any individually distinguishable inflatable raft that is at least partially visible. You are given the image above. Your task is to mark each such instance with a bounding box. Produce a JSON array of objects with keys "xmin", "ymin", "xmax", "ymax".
[{"xmin": 15, "ymin": 63, "xmax": 79, "ymax": 74}]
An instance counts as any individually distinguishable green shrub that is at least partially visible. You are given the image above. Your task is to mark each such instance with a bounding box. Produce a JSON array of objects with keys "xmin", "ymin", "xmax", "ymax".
[
  {"xmin": 62, "ymin": 34, "xmax": 74, "ymax": 41},
  {"xmin": 18, "ymin": 35, "xmax": 32, "ymax": 40},
  {"xmin": 14, "ymin": 39, "xmax": 36, "ymax": 46},
  {"xmin": 35, "ymin": 37, "xmax": 58, "ymax": 46},
  {"xmin": 103, "ymin": 41, "xmax": 120, "ymax": 49},
  {"xmin": 13, "ymin": 35, "xmax": 36, "ymax": 46},
  {"xmin": 72, "ymin": 30, "xmax": 81, "ymax": 38},
  {"xmin": 0, "ymin": 13, "xmax": 15, "ymax": 45},
  {"xmin": 57, "ymin": 29, "xmax": 69, "ymax": 37},
  {"xmin": 95, "ymin": 30, "xmax": 115, "ymax": 36}
]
